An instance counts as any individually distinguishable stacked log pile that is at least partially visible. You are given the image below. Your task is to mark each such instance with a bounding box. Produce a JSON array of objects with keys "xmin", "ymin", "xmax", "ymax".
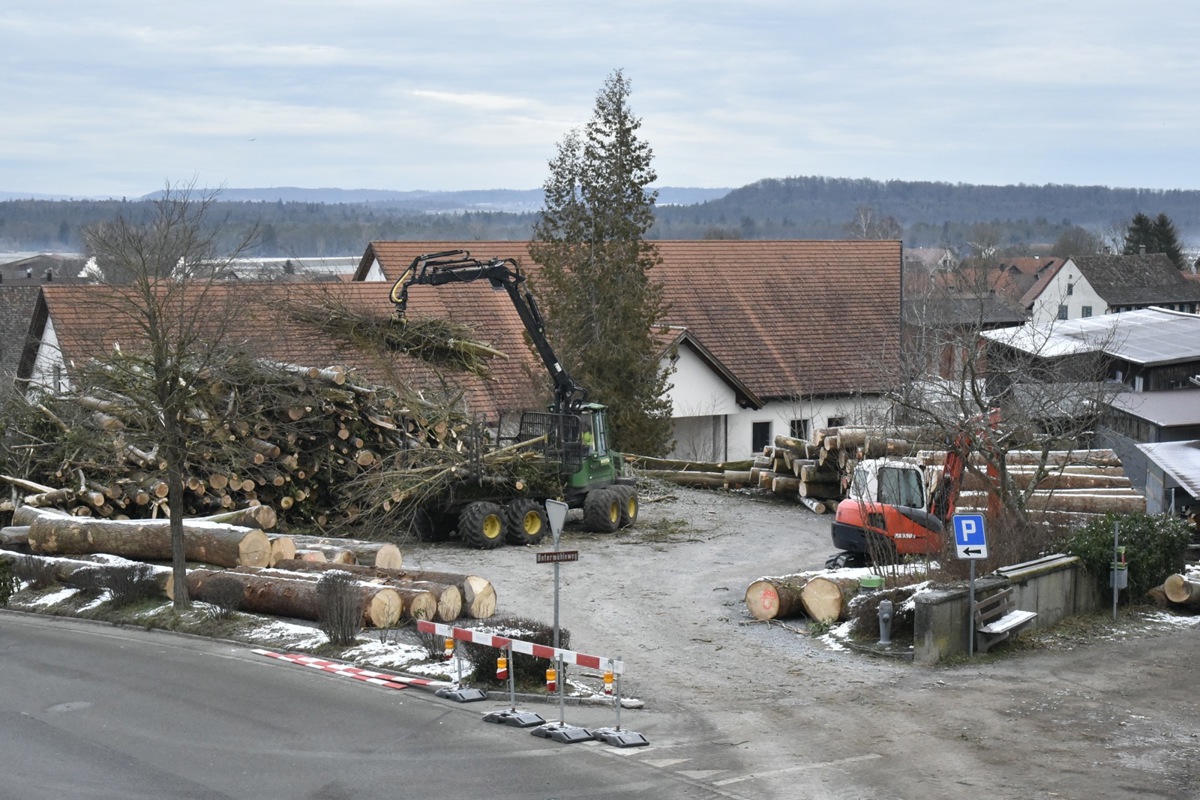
[
  {"xmin": 756, "ymin": 428, "xmax": 1141, "ymax": 525},
  {"xmin": 2, "ymin": 507, "xmax": 495, "ymax": 626},
  {"xmin": 0, "ymin": 353, "xmax": 562, "ymax": 539}
]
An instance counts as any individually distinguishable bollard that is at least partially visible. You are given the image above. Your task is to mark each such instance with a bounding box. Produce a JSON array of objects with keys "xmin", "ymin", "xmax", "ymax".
[{"xmin": 877, "ymin": 599, "xmax": 893, "ymax": 646}]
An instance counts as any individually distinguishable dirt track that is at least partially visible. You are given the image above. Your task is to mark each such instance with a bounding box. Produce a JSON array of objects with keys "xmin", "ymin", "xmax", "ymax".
[{"xmin": 405, "ymin": 484, "xmax": 1200, "ymax": 800}]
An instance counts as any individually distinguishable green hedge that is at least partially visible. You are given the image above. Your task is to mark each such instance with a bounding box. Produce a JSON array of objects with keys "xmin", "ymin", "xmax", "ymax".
[{"xmin": 1058, "ymin": 512, "xmax": 1192, "ymax": 603}]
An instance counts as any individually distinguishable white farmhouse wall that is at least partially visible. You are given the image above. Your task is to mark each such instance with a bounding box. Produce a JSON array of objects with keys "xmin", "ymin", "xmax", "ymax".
[
  {"xmin": 665, "ymin": 345, "xmax": 738, "ymax": 417},
  {"xmin": 723, "ymin": 396, "xmax": 893, "ymax": 460},
  {"xmin": 659, "ymin": 345, "xmax": 737, "ymax": 461},
  {"xmin": 1028, "ymin": 259, "xmax": 1107, "ymax": 327},
  {"xmin": 28, "ymin": 318, "xmax": 64, "ymax": 393},
  {"xmin": 666, "ymin": 388, "xmax": 894, "ymax": 462},
  {"xmin": 363, "ymin": 258, "xmax": 386, "ymax": 282}
]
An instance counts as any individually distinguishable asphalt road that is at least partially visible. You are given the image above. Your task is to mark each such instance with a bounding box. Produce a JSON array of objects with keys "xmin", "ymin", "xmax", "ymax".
[{"xmin": 0, "ymin": 613, "xmax": 721, "ymax": 800}]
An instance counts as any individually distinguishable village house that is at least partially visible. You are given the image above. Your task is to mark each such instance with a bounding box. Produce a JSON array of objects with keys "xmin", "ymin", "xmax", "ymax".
[
  {"xmin": 353, "ymin": 240, "xmax": 905, "ymax": 461},
  {"xmin": 1020, "ymin": 253, "xmax": 1200, "ymax": 327},
  {"xmin": 17, "ymin": 281, "xmax": 547, "ymax": 425}
]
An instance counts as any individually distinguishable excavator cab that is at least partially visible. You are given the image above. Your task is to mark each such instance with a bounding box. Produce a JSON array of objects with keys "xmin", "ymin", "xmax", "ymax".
[{"xmin": 831, "ymin": 459, "xmax": 943, "ymax": 563}]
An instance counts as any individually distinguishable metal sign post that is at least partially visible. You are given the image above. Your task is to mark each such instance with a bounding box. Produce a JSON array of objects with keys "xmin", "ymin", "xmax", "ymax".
[
  {"xmin": 953, "ymin": 514, "xmax": 989, "ymax": 657},
  {"xmin": 531, "ymin": 499, "xmax": 591, "ymax": 744},
  {"xmin": 545, "ymin": 499, "xmax": 568, "ymax": 652}
]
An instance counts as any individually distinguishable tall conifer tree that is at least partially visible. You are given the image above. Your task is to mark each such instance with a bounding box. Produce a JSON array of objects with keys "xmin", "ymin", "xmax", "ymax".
[{"xmin": 530, "ymin": 70, "xmax": 673, "ymax": 456}]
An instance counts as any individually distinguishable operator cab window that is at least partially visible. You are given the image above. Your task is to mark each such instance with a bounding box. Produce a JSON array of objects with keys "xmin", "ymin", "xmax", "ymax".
[{"xmin": 878, "ymin": 465, "xmax": 925, "ymax": 508}]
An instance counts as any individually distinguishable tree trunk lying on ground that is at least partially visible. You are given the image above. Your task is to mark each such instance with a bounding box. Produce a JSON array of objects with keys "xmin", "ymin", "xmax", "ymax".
[
  {"xmin": 229, "ymin": 566, "xmax": 439, "ymax": 621},
  {"xmin": 640, "ymin": 469, "xmax": 728, "ymax": 489},
  {"xmin": 265, "ymin": 560, "xmax": 460, "ymax": 621},
  {"xmin": 23, "ymin": 511, "xmax": 272, "ymax": 568},
  {"xmin": 799, "ymin": 576, "xmax": 862, "ymax": 623},
  {"xmin": 1, "ymin": 526, "xmax": 30, "ymax": 548},
  {"xmin": 286, "ymin": 535, "xmax": 402, "ymax": 569},
  {"xmin": 166, "ymin": 567, "xmax": 404, "ymax": 627},
  {"xmin": 1163, "ymin": 573, "xmax": 1200, "ymax": 606},
  {"xmin": 381, "ymin": 568, "xmax": 496, "ymax": 619},
  {"xmin": 268, "ymin": 535, "xmax": 296, "ymax": 566},
  {"xmin": 271, "ymin": 559, "xmax": 485, "ymax": 620},
  {"xmin": 293, "ymin": 545, "xmax": 355, "ymax": 564},
  {"xmin": 744, "ymin": 576, "xmax": 811, "ymax": 620},
  {"xmin": 0, "ymin": 551, "xmax": 172, "ymax": 594}
]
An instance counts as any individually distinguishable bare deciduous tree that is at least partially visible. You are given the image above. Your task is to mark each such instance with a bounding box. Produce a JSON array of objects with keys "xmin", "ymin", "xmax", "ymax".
[
  {"xmin": 895, "ymin": 260, "xmax": 1120, "ymax": 565},
  {"xmin": 81, "ymin": 183, "xmax": 257, "ymax": 610}
]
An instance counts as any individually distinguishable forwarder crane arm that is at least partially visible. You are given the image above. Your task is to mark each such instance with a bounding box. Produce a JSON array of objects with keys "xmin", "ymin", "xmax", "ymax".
[{"xmin": 389, "ymin": 249, "xmax": 588, "ymax": 414}]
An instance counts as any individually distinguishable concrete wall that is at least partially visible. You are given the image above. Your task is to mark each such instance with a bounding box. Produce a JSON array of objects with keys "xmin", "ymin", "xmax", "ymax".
[{"xmin": 913, "ymin": 555, "xmax": 1100, "ymax": 665}]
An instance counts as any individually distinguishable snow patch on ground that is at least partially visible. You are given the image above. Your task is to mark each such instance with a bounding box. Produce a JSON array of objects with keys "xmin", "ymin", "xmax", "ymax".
[
  {"xmin": 247, "ymin": 619, "xmax": 329, "ymax": 650},
  {"xmin": 342, "ymin": 638, "xmax": 432, "ymax": 670},
  {"xmin": 30, "ymin": 587, "xmax": 78, "ymax": 606}
]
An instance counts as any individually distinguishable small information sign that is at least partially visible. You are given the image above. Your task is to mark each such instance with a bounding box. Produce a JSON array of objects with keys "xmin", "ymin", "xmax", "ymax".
[{"xmin": 536, "ymin": 550, "xmax": 579, "ymax": 564}]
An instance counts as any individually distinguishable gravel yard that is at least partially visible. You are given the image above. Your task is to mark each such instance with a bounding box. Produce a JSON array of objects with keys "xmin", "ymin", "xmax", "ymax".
[{"xmin": 398, "ymin": 483, "xmax": 1200, "ymax": 799}]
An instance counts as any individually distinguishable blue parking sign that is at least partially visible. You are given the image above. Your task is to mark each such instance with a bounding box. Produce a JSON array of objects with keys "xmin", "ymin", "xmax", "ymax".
[{"xmin": 952, "ymin": 514, "xmax": 988, "ymax": 560}]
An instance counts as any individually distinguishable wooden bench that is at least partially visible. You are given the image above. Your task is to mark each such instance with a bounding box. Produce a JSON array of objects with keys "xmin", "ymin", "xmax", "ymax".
[{"xmin": 974, "ymin": 587, "xmax": 1038, "ymax": 654}]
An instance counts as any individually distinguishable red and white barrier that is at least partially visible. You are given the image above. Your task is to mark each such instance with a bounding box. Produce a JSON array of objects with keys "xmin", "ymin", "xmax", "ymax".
[
  {"xmin": 253, "ymin": 649, "xmax": 456, "ymax": 691},
  {"xmin": 416, "ymin": 620, "xmax": 625, "ymax": 675}
]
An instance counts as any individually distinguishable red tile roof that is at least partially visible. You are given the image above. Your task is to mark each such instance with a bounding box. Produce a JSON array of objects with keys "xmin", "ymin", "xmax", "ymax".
[
  {"xmin": 33, "ymin": 239, "xmax": 902, "ymax": 421},
  {"xmin": 360, "ymin": 240, "xmax": 903, "ymax": 399},
  {"xmin": 33, "ymin": 281, "xmax": 544, "ymax": 422}
]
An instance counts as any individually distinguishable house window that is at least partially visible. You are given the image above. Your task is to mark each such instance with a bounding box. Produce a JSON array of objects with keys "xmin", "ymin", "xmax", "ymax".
[
  {"xmin": 789, "ymin": 418, "xmax": 810, "ymax": 441},
  {"xmin": 1066, "ymin": 282, "xmax": 1074, "ymax": 296},
  {"xmin": 827, "ymin": 416, "xmax": 845, "ymax": 429},
  {"xmin": 751, "ymin": 421, "xmax": 772, "ymax": 454},
  {"xmin": 1057, "ymin": 305, "xmax": 1069, "ymax": 321},
  {"xmin": 1081, "ymin": 306, "xmax": 1092, "ymax": 318}
]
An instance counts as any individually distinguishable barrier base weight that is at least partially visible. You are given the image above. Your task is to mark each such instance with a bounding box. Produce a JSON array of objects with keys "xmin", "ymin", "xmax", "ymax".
[
  {"xmin": 435, "ymin": 687, "xmax": 488, "ymax": 703},
  {"xmin": 483, "ymin": 709, "xmax": 546, "ymax": 728},
  {"xmin": 531, "ymin": 722, "xmax": 593, "ymax": 744},
  {"xmin": 591, "ymin": 726, "xmax": 650, "ymax": 748}
]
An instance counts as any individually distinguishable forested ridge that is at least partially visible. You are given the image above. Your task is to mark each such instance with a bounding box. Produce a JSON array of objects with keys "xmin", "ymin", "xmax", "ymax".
[{"xmin": 4, "ymin": 176, "xmax": 1199, "ymax": 257}]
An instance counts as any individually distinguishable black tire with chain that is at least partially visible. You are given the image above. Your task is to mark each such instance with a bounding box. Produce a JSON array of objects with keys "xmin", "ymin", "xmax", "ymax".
[
  {"xmin": 583, "ymin": 489, "xmax": 620, "ymax": 533},
  {"xmin": 458, "ymin": 501, "xmax": 506, "ymax": 549},
  {"xmin": 504, "ymin": 498, "xmax": 548, "ymax": 545}
]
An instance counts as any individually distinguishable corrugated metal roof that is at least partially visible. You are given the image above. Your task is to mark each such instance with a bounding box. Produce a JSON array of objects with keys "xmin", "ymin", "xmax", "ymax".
[
  {"xmin": 1136, "ymin": 439, "xmax": 1200, "ymax": 499},
  {"xmin": 981, "ymin": 307, "xmax": 1200, "ymax": 365},
  {"xmin": 1109, "ymin": 389, "xmax": 1200, "ymax": 427}
]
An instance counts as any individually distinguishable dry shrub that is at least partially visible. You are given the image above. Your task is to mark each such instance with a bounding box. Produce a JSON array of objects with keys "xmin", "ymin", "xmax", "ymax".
[
  {"xmin": 0, "ymin": 559, "xmax": 16, "ymax": 605},
  {"xmin": 846, "ymin": 585, "xmax": 923, "ymax": 644},
  {"xmin": 204, "ymin": 575, "xmax": 244, "ymax": 620},
  {"xmin": 13, "ymin": 554, "xmax": 59, "ymax": 590},
  {"xmin": 101, "ymin": 563, "xmax": 158, "ymax": 608},
  {"xmin": 316, "ymin": 570, "xmax": 364, "ymax": 646},
  {"xmin": 458, "ymin": 616, "xmax": 569, "ymax": 690}
]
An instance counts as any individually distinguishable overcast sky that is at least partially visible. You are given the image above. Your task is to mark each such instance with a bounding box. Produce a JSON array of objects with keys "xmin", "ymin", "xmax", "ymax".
[{"xmin": 3, "ymin": 1, "xmax": 1199, "ymax": 198}]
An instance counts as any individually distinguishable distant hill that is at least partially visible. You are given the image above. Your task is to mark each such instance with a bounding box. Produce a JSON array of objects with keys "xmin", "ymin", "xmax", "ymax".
[
  {"xmin": 652, "ymin": 177, "xmax": 1200, "ymax": 244},
  {"xmin": 5, "ymin": 176, "xmax": 1200, "ymax": 256},
  {"xmin": 140, "ymin": 186, "xmax": 733, "ymax": 213}
]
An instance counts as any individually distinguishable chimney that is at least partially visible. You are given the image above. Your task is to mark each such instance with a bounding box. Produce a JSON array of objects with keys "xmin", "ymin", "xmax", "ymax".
[
  {"xmin": 26, "ymin": 267, "xmax": 32, "ymax": 278},
  {"xmin": 1139, "ymin": 244, "xmax": 1146, "ymax": 255},
  {"xmin": 45, "ymin": 269, "xmax": 53, "ymax": 282}
]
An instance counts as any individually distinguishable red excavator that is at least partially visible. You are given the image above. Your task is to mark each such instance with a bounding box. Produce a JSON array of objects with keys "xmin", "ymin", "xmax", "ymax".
[{"xmin": 828, "ymin": 411, "xmax": 999, "ymax": 568}]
